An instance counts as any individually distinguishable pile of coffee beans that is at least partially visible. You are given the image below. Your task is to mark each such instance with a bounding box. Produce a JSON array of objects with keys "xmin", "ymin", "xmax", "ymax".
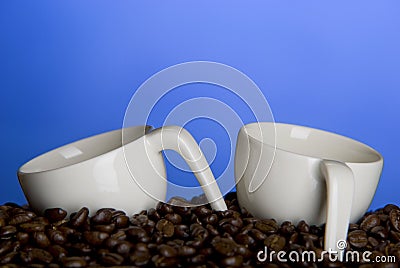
[{"xmin": 0, "ymin": 193, "xmax": 399, "ymax": 267}]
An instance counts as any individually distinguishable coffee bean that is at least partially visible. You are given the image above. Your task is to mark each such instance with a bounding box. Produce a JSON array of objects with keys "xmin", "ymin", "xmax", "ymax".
[
  {"xmin": 0, "ymin": 225, "xmax": 17, "ymax": 239},
  {"xmin": 0, "ymin": 251, "xmax": 17, "ymax": 264},
  {"xmin": 189, "ymin": 254, "xmax": 205, "ymax": 264},
  {"xmin": 70, "ymin": 207, "xmax": 89, "ymax": 228},
  {"xmin": 211, "ymin": 237, "xmax": 237, "ymax": 256},
  {"xmin": 389, "ymin": 209, "xmax": 400, "ymax": 231},
  {"xmin": 264, "ymin": 234, "xmax": 286, "ymax": 251},
  {"xmin": 0, "ymin": 219, "xmax": 5, "ymax": 228},
  {"xmin": 280, "ymin": 221, "xmax": 296, "ymax": 235},
  {"xmin": 177, "ymin": 245, "xmax": 196, "ymax": 256},
  {"xmin": 93, "ymin": 223, "xmax": 115, "ymax": 233},
  {"xmin": 47, "ymin": 245, "xmax": 67, "ymax": 261},
  {"xmin": 360, "ymin": 214, "xmax": 380, "ymax": 231},
  {"xmin": 297, "ymin": 220, "xmax": 310, "ymax": 233},
  {"xmin": 348, "ymin": 230, "xmax": 368, "ymax": 248},
  {"xmin": 16, "ymin": 232, "xmax": 29, "ymax": 245},
  {"xmin": 220, "ymin": 255, "xmax": 243, "ymax": 267},
  {"xmin": 91, "ymin": 208, "xmax": 113, "ymax": 225},
  {"xmin": 255, "ymin": 219, "xmax": 278, "ymax": 234},
  {"xmin": 235, "ymin": 233, "xmax": 256, "ymax": 247},
  {"xmin": 83, "ymin": 231, "xmax": 109, "ymax": 246},
  {"xmin": 156, "ymin": 203, "xmax": 174, "ymax": 215},
  {"xmin": 371, "ymin": 226, "xmax": 388, "ymax": 239},
  {"xmin": 47, "ymin": 229, "xmax": 66, "ymax": 245},
  {"xmin": 20, "ymin": 222, "xmax": 45, "ymax": 233},
  {"xmin": 8, "ymin": 213, "xmax": 32, "ymax": 225},
  {"xmin": 158, "ymin": 244, "xmax": 178, "ymax": 258},
  {"xmin": 62, "ymin": 256, "xmax": 87, "ymax": 267},
  {"xmin": 33, "ymin": 232, "xmax": 51, "ymax": 248},
  {"xmin": 368, "ymin": 236, "xmax": 379, "ymax": 247},
  {"xmin": 0, "ymin": 240, "xmax": 13, "ymax": 256},
  {"xmin": 152, "ymin": 254, "xmax": 178, "ymax": 267},
  {"xmin": 384, "ymin": 204, "xmax": 399, "ymax": 215},
  {"xmin": 130, "ymin": 249, "xmax": 151, "ymax": 266},
  {"xmin": 249, "ymin": 228, "xmax": 267, "ymax": 241},
  {"xmin": 112, "ymin": 215, "xmax": 129, "ymax": 228},
  {"xmin": 156, "ymin": 219, "xmax": 174, "ymax": 237},
  {"xmin": 164, "ymin": 213, "xmax": 182, "ymax": 225},
  {"xmin": 44, "ymin": 208, "xmax": 67, "ymax": 223},
  {"xmin": 31, "ymin": 248, "xmax": 53, "ymax": 264}
]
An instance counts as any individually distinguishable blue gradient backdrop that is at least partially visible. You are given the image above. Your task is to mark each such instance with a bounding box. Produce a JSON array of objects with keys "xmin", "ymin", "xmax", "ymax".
[{"xmin": 1, "ymin": 1, "xmax": 399, "ymax": 210}]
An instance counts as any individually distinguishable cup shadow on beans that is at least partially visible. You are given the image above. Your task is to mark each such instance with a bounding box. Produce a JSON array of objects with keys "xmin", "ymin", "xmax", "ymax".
[{"xmin": 0, "ymin": 193, "xmax": 399, "ymax": 268}]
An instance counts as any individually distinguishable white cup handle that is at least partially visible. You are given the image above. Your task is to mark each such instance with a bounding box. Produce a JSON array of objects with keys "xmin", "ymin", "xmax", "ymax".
[
  {"xmin": 146, "ymin": 125, "xmax": 227, "ymax": 211},
  {"xmin": 320, "ymin": 160, "xmax": 355, "ymax": 260}
]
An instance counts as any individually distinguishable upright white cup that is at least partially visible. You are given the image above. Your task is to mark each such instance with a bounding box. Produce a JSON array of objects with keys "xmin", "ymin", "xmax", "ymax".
[
  {"xmin": 235, "ymin": 122, "xmax": 383, "ymax": 255},
  {"xmin": 18, "ymin": 125, "xmax": 227, "ymax": 215}
]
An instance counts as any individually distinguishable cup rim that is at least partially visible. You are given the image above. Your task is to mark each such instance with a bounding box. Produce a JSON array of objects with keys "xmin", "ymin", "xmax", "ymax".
[
  {"xmin": 18, "ymin": 125, "xmax": 152, "ymax": 176},
  {"xmin": 243, "ymin": 122, "xmax": 383, "ymax": 164}
]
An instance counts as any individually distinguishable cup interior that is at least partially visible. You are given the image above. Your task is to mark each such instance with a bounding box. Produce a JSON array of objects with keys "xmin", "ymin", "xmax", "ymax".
[
  {"xmin": 244, "ymin": 123, "xmax": 381, "ymax": 163},
  {"xmin": 19, "ymin": 126, "xmax": 151, "ymax": 174}
]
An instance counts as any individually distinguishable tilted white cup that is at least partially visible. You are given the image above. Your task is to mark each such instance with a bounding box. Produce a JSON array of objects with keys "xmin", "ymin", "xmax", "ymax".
[
  {"xmin": 18, "ymin": 125, "xmax": 227, "ymax": 215},
  {"xmin": 235, "ymin": 122, "xmax": 383, "ymax": 256}
]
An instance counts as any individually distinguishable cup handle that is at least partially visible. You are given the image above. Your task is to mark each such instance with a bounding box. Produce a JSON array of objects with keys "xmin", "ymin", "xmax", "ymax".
[
  {"xmin": 320, "ymin": 160, "xmax": 355, "ymax": 260},
  {"xmin": 146, "ymin": 125, "xmax": 227, "ymax": 211}
]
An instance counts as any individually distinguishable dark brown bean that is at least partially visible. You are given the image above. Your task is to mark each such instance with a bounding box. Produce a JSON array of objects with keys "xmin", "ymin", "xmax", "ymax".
[
  {"xmin": 156, "ymin": 219, "xmax": 174, "ymax": 237},
  {"xmin": 297, "ymin": 220, "xmax": 310, "ymax": 233},
  {"xmin": 47, "ymin": 245, "xmax": 67, "ymax": 261},
  {"xmin": 264, "ymin": 234, "xmax": 286, "ymax": 251},
  {"xmin": 115, "ymin": 241, "xmax": 133, "ymax": 257},
  {"xmin": 235, "ymin": 233, "xmax": 256, "ymax": 247},
  {"xmin": 371, "ymin": 226, "xmax": 388, "ymax": 239},
  {"xmin": 47, "ymin": 229, "xmax": 67, "ymax": 245},
  {"xmin": 360, "ymin": 214, "xmax": 380, "ymax": 231},
  {"xmin": 0, "ymin": 240, "xmax": 13, "ymax": 256},
  {"xmin": 384, "ymin": 204, "xmax": 399, "ymax": 215},
  {"xmin": 31, "ymin": 248, "xmax": 53, "ymax": 264},
  {"xmin": 249, "ymin": 228, "xmax": 267, "ymax": 241},
  {"xmin": 20, "ymin": 222, "xmax": 45, "ymax": 233},
  {"xmin": 389, "ymin": 209, "xmax": 400, "ymax": 231},
  {"xmin": 8, "ymin": 213, "xmax": 32, "ymax": 225},
  {"xmin": 70, "ymin": 207, "xmax": 89, "ymax": 228},
  {"xmin": 100, "ymin": 252, "xmax": 124, "ymax": 266},
  {"xmin": 164, "ymin": 213, "xmax": 182, "ymax": 224},
  {"xmin": 62, "ymin": 256, "xmax": 87, "ymax": 267},
  {"xmin": 0, "ymin": 252, "xmax": 17, "ymax": 264},
  {"xmin": 177, "ymin": 245, "xmax": 196, "ymax": 256},
  {"xmin": 255, "ymin": 219, "xmax": 278, "ymax": 234},
  {"xmin": 211, "ymin": 237, "xmax": 237, "ymax": 256},
  {"xmin": 83, "ymin": 231, "xmax": 109, "ymax": 246},
  {"xmin": 0, "ymin": 225, "xmax": 16, "ymax": 239},
  {"xmin": 348, "ymin": 230, "xmax": 368, "ymax": 248},
  {"xmin": 44, "ymin": 208, "xmax": 67, "ymax": 222},
  {"xmin": 93, "ymin": 223, "xmax": 115, "ymax": 233},
  {"xmin": 158, "ymin": 244, "xmax": 178, "ymax": 258},
  {"xmin": 112, "ymin": 215, "xmax": 129, "ymax": 228},
  {"xmin": 33, "ymin": 232, "xmax": 51, "ymax": 248},
  {"xmin": 91, "ymin": 208, "xmax": 113, "ymax": 224},
  {"xmin": 220, "ymin": 255, "xmax": 243, "ymax": 267},
  {"xmin": 280, "ymin": 221, "xmax": 296, "ymax": 235}
]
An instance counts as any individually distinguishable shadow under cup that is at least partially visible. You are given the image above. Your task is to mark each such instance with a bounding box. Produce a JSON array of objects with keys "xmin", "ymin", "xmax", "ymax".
[{"xmin": 235, "ymin": 122, "xmax": 383, "ymax": 227}]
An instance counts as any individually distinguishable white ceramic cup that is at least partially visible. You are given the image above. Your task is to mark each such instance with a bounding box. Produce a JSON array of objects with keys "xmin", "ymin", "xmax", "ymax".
[
  {"xmin": 18, "ymin": 125, "xmax": 227, "ymax": 215},
  {"xmin": 235, "ymin": 122, "xmax": 383, "ymax": 255}
]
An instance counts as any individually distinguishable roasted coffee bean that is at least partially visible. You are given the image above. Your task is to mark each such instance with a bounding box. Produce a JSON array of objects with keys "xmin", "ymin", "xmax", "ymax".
[
  {"xmin": 249, "ymin": 228, "xmax": 267, "ymax": 241},
  {"xmin": 93, "ymin": 223, "xmax": 115, "ymax": 233},
  {"xmin": 158, "ymin": 244, "xmax": 178, "ymax": 258},
  {"xmin": 255, "ymin": 219, "xmax": 278, "ymax": 234},
  {"xmin": 44, "ymin": 208, "xmax": 67, "ymax": 223},
  {"xmin": 204, "ymin": 213, "xmax": 218, "ymax": 225},
  {"xmin": 384, "ymin": 204, "xmax": 399, "ymax": 215},
  {"xmin": 30, "ymin": 248, "xmax": 53, "ymax": 264},
  {"xmin": 280, "ymin": 221, "xmax": 296, "ymax": 235},
  {"xmin": 47, "ymin": 244, "xmax": 67, "ymax": 261},
  {"xmin": 349, "ymin": 223, "xmax": 359, "ymax": 231},
  {"xmin": 130, "ymin": 249, "xmax": 151, "ymax": 266},
  {"xmin": 112, "ymin": 215, "xmax": 129, "ymax": 228},
  {"xmin": 189, "ymin": 254, "xmax": 205, "ymax": 264},
  {"xmin": 156, "ymin": 203, "xmax": 174, "ymax": 215},
  {"xmin": 0, "ymin": 219, "xmax": 5, "ymax": 228},
  {"xmin": 0, "ymin": 240, "xmax": 13, "ymax": 256},
  {"xmin": 389, "ymin": 209, "xmax": 400, "ymax": 231},
  {"xmin": 348, "ymin": 230, "xmax": 368, "ymax": 248},
  {"xmin": 47, "ymin": 230, "xmax": 66, "ymax": 246},
  {"xmin": 264, "ymin": 234, "xmax": 286, "ymax": 251},
  {"xmin": 0, "ymin": 251, "xmax": 17, "ymax": 264},
  {"xmin": 8, "ymin": 213, "xmax": 32, "ymax": 225},
  {"xmin": 174, "ymin": 224, "xmax": 189, "ymax": 238},
  {"xmin": 360, "ymin": 214, "xmax": 380, "ymax": 231},
  {"xmin": 100, "ymin": 252, "xmax": 124, "ymax": 265},
  {"xmin": 70, "ymin": 207, "xmax": 89, "ymax": 228},
  {"xmin": 220, "ymin": 255, "xmax": 243, "ymax": 267},
  {"xmin": 368, "ymin": 236, "xmax": 380, "ymax": 247},
  {"xmin": 177, "ymin": 245, "xmax": 196, "ymax": 256},
  {"xmin": 115, "ymin": 241, "xmax": 133, "ymax": 257},
  {"xmin": 297, "ymin": 220, "xmax": 310, "ymax": 233},
  {"xmin": 91, "ymin": 208, "xmax": 113, "ymax": 225},
  {"xmin": 19, "ymin": 250, "xmax": 32, "ymax": 264},
  {"xmin": 156, "ymin": 219, "xmax": 174, "ymax": 237},
  {"xmin": 235, "ymin": 233, "xmax": 256, "ymax": 247},
  {"xmin": 390, "ymin": 230, "xmax": 400, "ymax": 242},
  {"xmin": 33, "ymin": 232, "xmax": 51, "ymax": 248},
  {"xmin": 194, "ymin": 206, "xmax": 212, "ymax": 218},
  {"xmin": 211, "ymin": 237, "xmax": 237, "ymax": 256},
  {"xmin": 83, "ymin": 231, "xmax": 109, "ymax": 246},
  {"xmin": 20, "ymin": 222, "xmax": 45, "ymax": 233},
  {"xmin": 62, "ymin": 256, "xmax": 87, "ymax": 267},
  {"xmin": 0, "ymin": 225, "xmax": 17, "ymax": 239},
  {"xmin": 371, "ymin": 226, "xmax": 388, "ymax": 239},
  {"xmin": 164, "ymin": 213, "xmax": 182, "ymax": 225}
]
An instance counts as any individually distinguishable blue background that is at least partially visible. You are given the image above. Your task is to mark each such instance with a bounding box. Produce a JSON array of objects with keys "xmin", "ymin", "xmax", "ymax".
[{"xmin": 1, "ymin": 1, "xmax": 399, "ymax": 210}]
